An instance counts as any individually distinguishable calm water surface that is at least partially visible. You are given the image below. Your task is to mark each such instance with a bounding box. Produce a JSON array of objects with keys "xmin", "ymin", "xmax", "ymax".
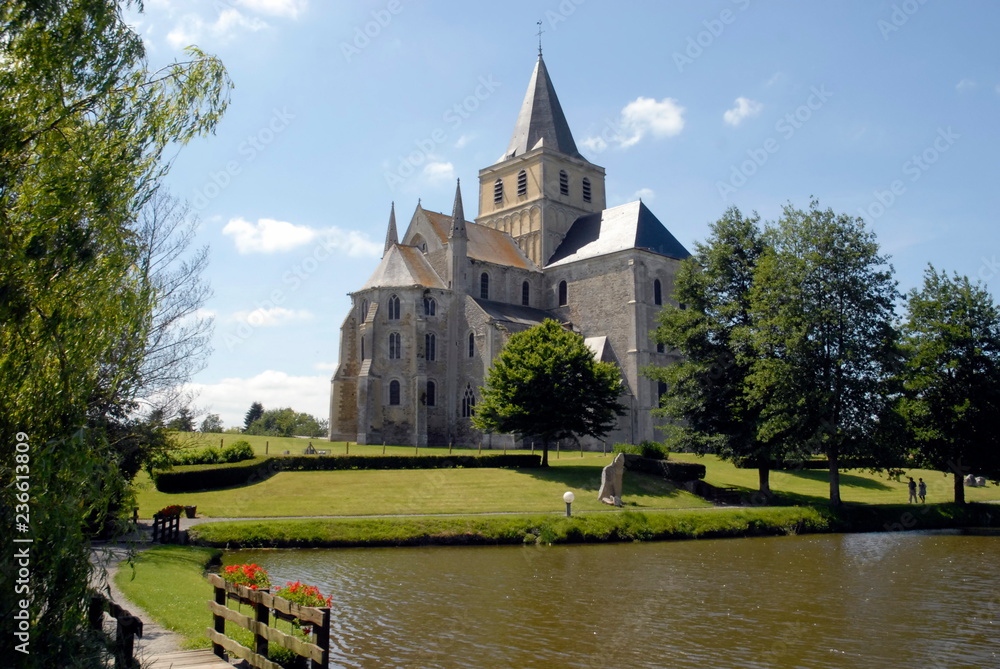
[{"xmin": 227, "ymin": 531, "xmax": 999, "ymax": 668}]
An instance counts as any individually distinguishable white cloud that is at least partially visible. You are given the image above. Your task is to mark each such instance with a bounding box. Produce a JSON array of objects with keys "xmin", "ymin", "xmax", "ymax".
[
  {"xmin": 234, "ymin": 0, "xmax": 307, "ymax": 18},
  {"xmin": 423, "ymin": 161, "xmax": 456, "ymax": 182},
  {"xmin": 632, "ymin": 188, "xmax": 656, "ymax": 202},
  {"xmin": 223, "ymin": 217, "xmax": 317, "ymax": 253},
  {"xmin": 583, "ymin": 97, "xmax": 685, "ymax": 152},
  {"xmin": 314, "ymin": 362, "xmax": 338, "ymax": 372},
  {"xmin": 579, "ymin": 136, "xmax": 608, "ymax": 153},
  {"xmin": 956, "ymin": 79, "xmax": 977, "ymax": 93},
  {"xmin": 723, "ymin": 97, "xmax": 763, "ymax": 126},
  {"xmin": 230, "ymin": 307, "xmax": 313, "ymax": 327},
  {"xmin": 454, "ymin": 134, "xmax": 474, "ymax": 149},
  {"xmin": 183, "ymin": 370, "xmax": 329, "ymax": 429},
  {"xmin": 618, "ymin": 97, "xmax": 685, "ymax": 147},
  {"xmin": 166, "ymin": 8, "xmax": 266, "ymax": 48}
]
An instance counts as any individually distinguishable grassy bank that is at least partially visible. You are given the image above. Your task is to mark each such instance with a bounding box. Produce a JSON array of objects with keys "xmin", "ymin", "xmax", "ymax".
[
  {"xmin": 188, "ymin": 506, "xmax": 834, "ymax": 548},
  {"xmin": 114, "ymin": 545, "xmax": 221, "ymax": 649},
  {"xmin": 187, "ymin": 502, "xmax": 999, "ymax": 549}
]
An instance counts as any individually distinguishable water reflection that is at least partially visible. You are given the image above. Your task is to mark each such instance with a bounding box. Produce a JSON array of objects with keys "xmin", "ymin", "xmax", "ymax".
[{"xmin": 226, "ymin": 532, "xmax": 999, "ymax": 668}]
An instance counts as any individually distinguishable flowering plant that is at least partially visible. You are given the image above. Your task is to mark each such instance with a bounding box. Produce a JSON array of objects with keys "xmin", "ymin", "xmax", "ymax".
[
  {"xmin": 157, "ymin": 505, "xmax": 184, "ymax": 516},
  {"xmin": 275, "ymin": 581, "xmax": 333, "ymax": 608},
  {"xmin": 221, "ymin": 563, "xmax": 271, "ymax": 590}
]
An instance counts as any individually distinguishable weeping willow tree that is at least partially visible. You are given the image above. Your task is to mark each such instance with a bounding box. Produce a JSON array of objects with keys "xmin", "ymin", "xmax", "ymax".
[{"xmin": 0, "ymin": 2, "xmax": 230, "ymax": 666}]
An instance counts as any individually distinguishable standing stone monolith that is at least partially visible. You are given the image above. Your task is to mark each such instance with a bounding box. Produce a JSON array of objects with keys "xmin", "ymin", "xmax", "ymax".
[{"xmin": 598, "ymin": 452, "xmax": 625, "ymax": 506}]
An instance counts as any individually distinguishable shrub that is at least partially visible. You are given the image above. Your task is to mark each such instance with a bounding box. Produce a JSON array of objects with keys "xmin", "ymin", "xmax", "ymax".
[
  {"xmin": 168, "ymin": 440, "xmax": 256, "ymax": 466},
  {"xmin": 612, "ymin": 441, "xmax": 669, "ymax": 459},
  {"xmin": 221, "ymin": 440, "xmax": 254, "ymax": 462}
]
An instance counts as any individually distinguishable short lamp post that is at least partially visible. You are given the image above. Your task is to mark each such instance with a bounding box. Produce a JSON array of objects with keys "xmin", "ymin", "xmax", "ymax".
[{"xmin": 563, "ymin": 491, "xmax": 575, "ymax": 517}]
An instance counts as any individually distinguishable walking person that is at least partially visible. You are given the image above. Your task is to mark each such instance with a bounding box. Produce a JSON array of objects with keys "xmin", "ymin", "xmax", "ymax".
[
  {"xmin": 907, "ymin": 477, "xmax": 917, "ymax": 503},
  {"xmin": 918, "ymin": 478, "xmax": 927, "ymax": 504}
]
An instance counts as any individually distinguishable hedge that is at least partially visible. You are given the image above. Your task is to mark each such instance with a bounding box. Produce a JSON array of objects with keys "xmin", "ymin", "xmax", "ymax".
[
  {"xmin": 622, "ymin": 454, "xmax": 706, "ymax": 482},
  {"xmin": 152, "ymin": 454, "xmax": 543, "ymax": 492}
]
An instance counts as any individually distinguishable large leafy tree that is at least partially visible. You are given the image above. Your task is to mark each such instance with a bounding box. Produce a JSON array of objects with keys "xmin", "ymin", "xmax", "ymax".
[
  {"xmin": 646, "ymin": 207, "xmax": 787, "ymax": 497},
  {"xmin": 245, "ymin": 407, "xmax": 328, "ymax": 438},
  {"xmin": 0, "ymin": 2, "xmax": 229, "ymax": 665},
  {"xmin": 745, "ymin": 202, "xmax": 901, "ymax": 506},
  {"xmin": 474, "ymin": 319, "xmax": 626, "ymax": 466},
  {"xmin": 900, "ymin": 266, "xmax": 1000, "ymax": 504}
]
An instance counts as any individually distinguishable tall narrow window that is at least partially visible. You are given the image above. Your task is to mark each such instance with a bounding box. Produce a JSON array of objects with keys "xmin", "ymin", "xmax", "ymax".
[
  {"xmin": 657, "ymin": 381, "xmax": 667, "ymax": 405},
  {"xmin": 654, "ymin": 279, "xmax": 662, "ymax": 305},
  {"xmin": 517, "ymin": 169, "xmax": 527, "ymax": 196},
  {"xmin": 494, "ymin": 178, "xmax": 504, "ymax": 205},
  {"xmin": 480, "ymin": 272, "xmax": 490, "ymax": 300},
  {"xmin": 389, "ymin": 380, "xmax": 401, "ymax": 405},
  {"xmin": 558, "ymin": 280, "xmax": 568, "ymax": 307},
  {"xmin": 462, "ymin": 385, "xmax": 476, "ymax": 418},
  {"xmin": 582, "ymin": 177, "xmax": 592, "ymax": 203},
  {"xmin": 423, "ymin": 296, "xmax": 436, "ymax": 316},
  {"xmin": 521, "ymin": 281, "xmax": 530, "ymax": 306},
  {"xmin": 426, "ymin": 380, "xmax": 436, "ymax": 407},
  {"xmin": 468, "ymin": 332, "xmax": 475, "ymax": 358},
  {"xmin": 388, "ymin": 295, "xmax": 400, "ymax": 320},
  {"xmin": 361, "ymin": 338, "xmax": 365, "ymax": 360},
  {"xmin": 425, "ymin": 333, "xmax": 436, "ymax": 361},
  {"xmin": 361, "ymin": 299, "xmax": 368, "ymax": 320},
  {"xmin": 656, "ymin": 342, "xmax": 665, "ymax": 354},
  {"xmin": 389, "ymin": 332, "xmax": 401, "ymax": 359},
  {"xmin": 559, "ymin": 170, "xmax": 569, "ymax": 196}
]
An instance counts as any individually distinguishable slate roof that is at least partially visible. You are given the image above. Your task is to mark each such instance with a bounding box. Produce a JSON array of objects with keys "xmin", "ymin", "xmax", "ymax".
[
  {"xmin": 502, "ymin": 55, "xmax": 582, "ymax": 161},
  {"xmin": 422, "ymin": 209, "xmax": 538, "ymax": 271},
  {"xmin": 361, "ymin": 244, "xmax": 446, "ymax": 290},
  {"xmin": 545, "ymin": 200, "xmax": 691, "ymax": 267},
  {"xmin": 472, "ymin": 298, "xmax": 553, "ymax": 328}
]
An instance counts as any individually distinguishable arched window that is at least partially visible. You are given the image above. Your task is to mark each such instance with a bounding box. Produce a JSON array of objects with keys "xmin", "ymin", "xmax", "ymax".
[
  {"xmin": 388, "ymin": 294, "xmax": 400, "ymax": 320},
  {"xmin": 480, "ymin": 272, "xmax": 490, "ymax": 300},
  {"xmin": 517, "ymin": 169, "xmax": 527, "ymax": 196},
  {"xmin": 468, "ymin": 332, "xmax": 475, "ymax": 358},
  {"xmin": 426, "ymin": 380, "xmax": 436, "ymax": 407},
  {"xmin": 559, "ymin": 170, "xmax": 569, "ymax": 196},
  {"xmin": 521, "ymin": 281, "xmax": 530, "ymax": 306},
  {"xmin": 361, "ymin": 298, "xmax": 368, "ymax": 320},
  {"xmin": 462, "ymin": 385, "xmax": 476, "ymax": 418},
  {"xmin": 494, "ymin": 178, "xmax": 504, "ymax": 205},
  {"xmin": 388, "ymin": 332, "xmax": 401, "ymax": 359},
  {"xmin": 558, "ymin": 280, "xmax": 568, "ymax": 307},
  {"xmin": 425, "ymin": 333, "xmax": 436, "ymax": 361},
  {"xmin": 423, "ymin": 296, "xmax": 436, "ymax": 316},
  {"xmin": 389, "ymin": 380, "xmax": 401, "ymax": 406},
  {"xmin": 653, "ymin": 279, "xmax": 662, "ymax": 305},
  {"xmin": 582, "ymin": 177, "xmax": 592, "ymax": 203}
]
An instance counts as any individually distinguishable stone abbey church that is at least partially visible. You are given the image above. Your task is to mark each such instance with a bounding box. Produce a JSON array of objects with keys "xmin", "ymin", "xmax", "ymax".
[{"xmin": 329, "ymin": 55, "xmax": 691, "ymax": 448}]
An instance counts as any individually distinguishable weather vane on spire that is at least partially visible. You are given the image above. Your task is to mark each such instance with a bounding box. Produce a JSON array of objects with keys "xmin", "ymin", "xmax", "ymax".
[{"xmin": 536, "ymin": 20, "xmax": 544, "ymax": 57}]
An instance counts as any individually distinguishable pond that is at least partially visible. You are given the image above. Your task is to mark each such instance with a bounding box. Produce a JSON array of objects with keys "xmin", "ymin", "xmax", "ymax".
[{"xmin": 226, "ymin": 531, "xmax": 999, "ymax": 668}]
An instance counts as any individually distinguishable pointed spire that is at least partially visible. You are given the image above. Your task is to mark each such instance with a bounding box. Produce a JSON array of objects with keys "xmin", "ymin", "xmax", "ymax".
[
  {"xmin": 449, "ymin": 179, "xmax": 466, "ymax": 239},
  {"xmin": 503, "ymin": 55, "xmax": 581, "ymax": 161},
  {"xmin": 383, "ymin": 201, "xmax": 398, "ymax": 256}
]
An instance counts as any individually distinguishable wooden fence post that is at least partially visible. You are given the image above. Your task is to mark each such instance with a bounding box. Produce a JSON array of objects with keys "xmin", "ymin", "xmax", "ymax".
[
  {"xmin": 312, "ymin": 607, "xmax": 331, "ymax": 669},
  {"xmin": 212, "ymin": 582, "xmax": 226, "ymax": 660},
  {"xmin": 254, "ymin": 595, "xmax": 269, "ymax": 659}
]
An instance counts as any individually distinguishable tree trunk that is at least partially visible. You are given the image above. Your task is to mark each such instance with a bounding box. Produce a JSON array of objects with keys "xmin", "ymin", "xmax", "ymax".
[
  {"xmin": 541, "ymin": 440, "xmax": 549, "ymax": 467},
  {"xmin": 828, "ymin": 450, "xmax": 842, "ymax": 506},
  {"xmin": 758, "ymin": 466, "xmax": 772, "ymax": 498},
  {"xmin": 954, "ymin": 471, "xmax": 966, "ymax": 505}
]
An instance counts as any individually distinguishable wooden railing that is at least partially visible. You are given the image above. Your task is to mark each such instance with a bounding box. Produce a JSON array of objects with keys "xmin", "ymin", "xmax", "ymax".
[
  {"xmin": 151, "ymin": 511, "xmax": 181, "ymax": 543},
  {"xmin": 88, "ymin": 592, "xmax": 143, "ymax": 669},
  {"xmin": 206, "ymin": 573, "xmax": 331, "ymax": 669}
]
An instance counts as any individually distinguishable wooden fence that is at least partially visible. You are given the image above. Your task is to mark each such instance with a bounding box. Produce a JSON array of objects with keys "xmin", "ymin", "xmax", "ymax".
[
  {"xmin": 88, "ymin": 592, "xmax": 143, "ymax": 669},
  {"xmin": 206, "ymin": 573, "xmax": 330, "ymax": 669},
  {"xmin": 151, "ymin": 511, "xmax": 181, "ymax": 543}
]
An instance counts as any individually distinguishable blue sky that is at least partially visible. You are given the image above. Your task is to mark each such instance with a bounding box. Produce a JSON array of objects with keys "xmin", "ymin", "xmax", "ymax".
[{"xmin": 129, "ymin": 0, "xmax": 1000, "ymax": 429}]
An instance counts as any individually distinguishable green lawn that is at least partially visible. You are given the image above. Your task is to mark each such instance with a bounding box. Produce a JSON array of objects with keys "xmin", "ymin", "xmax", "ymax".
[
  {"xmin": 114, "ymin": 545, "xmax": 221, "ymax": 650},
  {"xmin": 134, "ymin": 453, "xmax": 709, "ymax": 518},
  {"xmin": 668, "ymin": 452, "xmax": 1000, "ymax": 505},
  {"xmin": 137, "ymin": 436, "xmax": 999, "ymax": 520}
]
